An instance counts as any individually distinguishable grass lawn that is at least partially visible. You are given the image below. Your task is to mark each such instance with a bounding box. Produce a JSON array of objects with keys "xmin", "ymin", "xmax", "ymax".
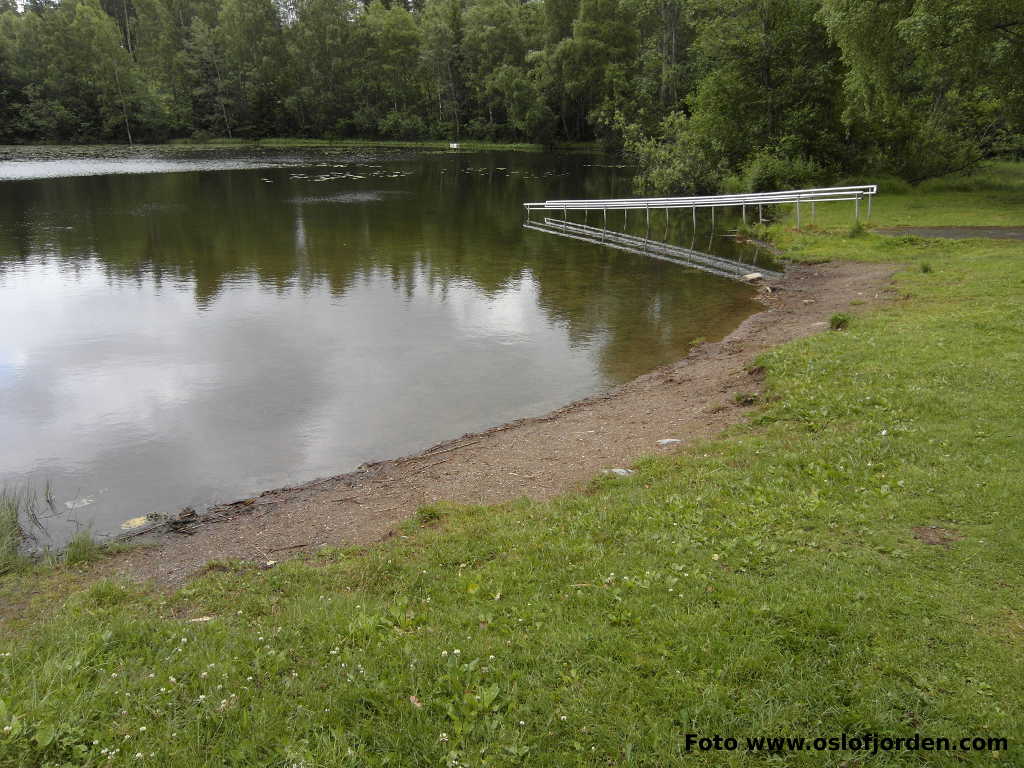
[
  {"xmin": 2, "ymin": 164, "xmax": 1023, "ymax": 767},
  {"xmin": 805, "ymin": 161, "xmax": 1024, "ymax": 229}
]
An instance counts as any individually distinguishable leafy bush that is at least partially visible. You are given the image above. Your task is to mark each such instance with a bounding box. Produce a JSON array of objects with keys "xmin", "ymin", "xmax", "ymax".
[
  {"xmin": 740, "ymin": 147, "xmax": 827, "ymax": 192},
  {"xmin": 378, "ymin": 111, "xmax": 427, "ymax": 140},
  {"xmin": 626, "ymin": 112, "xmax": 728, "ymax": 195}
]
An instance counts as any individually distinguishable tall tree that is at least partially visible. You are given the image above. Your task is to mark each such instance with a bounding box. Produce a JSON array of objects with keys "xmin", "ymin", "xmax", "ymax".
[{"xmin": 820, "ymin": 0, "xmax": 1024, "ymax": 179}]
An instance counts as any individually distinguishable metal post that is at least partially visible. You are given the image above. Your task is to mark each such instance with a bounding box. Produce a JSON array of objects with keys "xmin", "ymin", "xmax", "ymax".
[
  {"xmin": 645, "ymin": 204, "xmax": 650, "ymax": 240},
  {"xmin": 796, "ymin": 198, "xmax": 801, "ymax": 230},
  {"xmin": 604, "ymin": 207, "xmax": 607, "ymax": 230},
  {"xmin": 711, "ymin": 206, "xmax": 715, "ymax": 230},
  {"xmin": 855, "ymin": 197, "xmax": 860, "ymax": 222},
  {"xmin": 742, "ymin": 204, "xmax": 747, "ymax": 225},
  {"xmin": 811, "ymin": 201, "xmax": 816, "ymax": 225},
  {"xmin": 758, "ymin": 203, "xmax": 762, "ymax": 223},
  {"xmin": 867, "ymin": 194, "xmax": 872, "ymax": 222},
  {"xmin": 692, "ymin": 205, "xmax": 696, "ymax": 230},
  {"xmin": 563, "ymin": 205, "xmax": 567, "ymax": 222}
]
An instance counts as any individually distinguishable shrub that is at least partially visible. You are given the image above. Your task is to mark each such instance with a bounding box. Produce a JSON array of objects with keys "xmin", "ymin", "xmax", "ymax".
[
  {"xmin": 378, "ymin": 111, "xmax": 427, "ymax": 140},
  {"xmin": 830, "ymin": 313, "xmax": 851, "ymax": 331},
  {"xmin": 741, "ymin": 147, "xmax": 827, "ymax": 193}
]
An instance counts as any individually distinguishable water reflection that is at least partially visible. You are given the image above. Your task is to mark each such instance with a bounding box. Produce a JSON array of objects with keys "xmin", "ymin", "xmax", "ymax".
[
  {"xmin": 524, "ymin": 218, "xmax": 783, "ymax": 281},
  {"xmin": 0, "ymin": 149, "xmax": 763, "ymax": 542}
]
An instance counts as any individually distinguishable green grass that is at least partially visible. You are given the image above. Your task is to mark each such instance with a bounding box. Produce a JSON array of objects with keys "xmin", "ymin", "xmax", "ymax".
[
  {"xmin": 63, "ymin": 530, "xmax": 102, "ymax": 566},
  {"xmin": 0, "ymin": 491, "xmax": 26, "ymax": 576},
  {"xmin": 2, "ymin": 166, "xmax": 1024, "ymax": 766}
]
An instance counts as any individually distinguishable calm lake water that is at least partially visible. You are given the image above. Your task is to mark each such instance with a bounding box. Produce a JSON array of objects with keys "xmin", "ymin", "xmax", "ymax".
[{"xmin": 0, "ymin": 147, "xmax": 773, "ymax": 544}]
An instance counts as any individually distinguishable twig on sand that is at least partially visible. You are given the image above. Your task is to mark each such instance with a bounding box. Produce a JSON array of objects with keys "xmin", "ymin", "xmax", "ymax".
[
  {"xmin": 403, "ymin": 458, "xmax": 451, "ymax": 478},
  {"xmin": 268, "ymin": 542, "xmax": 310, "ymax": 554},
  {"xmin": 405, "ymin": 439, "xmax": 483, "ymax": 462}
]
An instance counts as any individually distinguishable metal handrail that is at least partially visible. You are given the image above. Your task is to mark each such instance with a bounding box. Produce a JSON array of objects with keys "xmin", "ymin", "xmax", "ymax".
[
  {"xmin": 524, "ymin": 185, "xmax": 875, "ymax": 211},
  {"xmin": 525, "ymin": 218, "xmax": 782, "ymax": 282}
]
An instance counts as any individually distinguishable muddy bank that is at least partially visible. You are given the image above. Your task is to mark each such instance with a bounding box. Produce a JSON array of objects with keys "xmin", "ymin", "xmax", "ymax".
[{"xmin": 103, "ymin": 261, "xmax": 896, "ymax": 585}]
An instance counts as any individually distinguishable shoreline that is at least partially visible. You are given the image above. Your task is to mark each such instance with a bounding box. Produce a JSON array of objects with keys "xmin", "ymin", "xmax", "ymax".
[
  {"xmin": 0, "ymin": 139, "xmax": 591, "ymax": 157},
  {"xmin": 99, "ymin": 260, "xmax": 897, "ymax": 586}
]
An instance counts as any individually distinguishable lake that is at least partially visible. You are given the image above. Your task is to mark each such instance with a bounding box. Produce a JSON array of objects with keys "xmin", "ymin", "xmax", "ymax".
[{"xmin": 0, "ymin": 147, "xmax": 775, "ymax": 545}]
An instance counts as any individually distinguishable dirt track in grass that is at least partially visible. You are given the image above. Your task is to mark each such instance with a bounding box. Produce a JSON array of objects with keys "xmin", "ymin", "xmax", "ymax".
[
  {"xmin": 100, "ymin": 261, "xmax": 897, "ymax": 586},
  {"xmin": 875, "ymin": 226, "xmax": 1024, "ymax": 240}
]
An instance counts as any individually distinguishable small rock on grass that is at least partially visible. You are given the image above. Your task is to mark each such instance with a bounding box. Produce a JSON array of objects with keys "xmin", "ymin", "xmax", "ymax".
[
  {"xmin": 656, "ymin": 438, "xmax": 682, "ymax": 446},
  {"xmin": 605, "ymin": 468, "xmax": 635, "ymax": 477}
]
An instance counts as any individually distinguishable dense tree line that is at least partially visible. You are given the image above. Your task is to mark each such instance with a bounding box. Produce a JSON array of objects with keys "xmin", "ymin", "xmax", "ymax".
[{"xmin": 1, "ymin": 0, "xmax": 1021, "ymax": 191}]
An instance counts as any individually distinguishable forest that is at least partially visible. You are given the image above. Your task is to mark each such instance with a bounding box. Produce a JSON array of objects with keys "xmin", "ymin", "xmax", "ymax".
[{"xmin": 0, "ymin": 0, "xmax": 1021, "ymax": 192}]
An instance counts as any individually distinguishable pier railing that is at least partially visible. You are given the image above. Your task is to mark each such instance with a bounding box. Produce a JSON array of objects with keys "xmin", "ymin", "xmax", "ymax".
[
  {"xmin": 524, "ymin": 218, "xmax": 782, "ymax": 282},
  {"xmin": 524, "ymin": 184, "xmax": 877, "ymax": 228}
]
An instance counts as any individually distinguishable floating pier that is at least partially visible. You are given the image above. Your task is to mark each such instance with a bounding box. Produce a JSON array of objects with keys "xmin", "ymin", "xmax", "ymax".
[
  {"xmin": 524, "ymin": 184, "xmax": 877, "ymax": 230},
  {"xmin": 523, "ymin": 218, "xmax": 783, "ymax": 282}
]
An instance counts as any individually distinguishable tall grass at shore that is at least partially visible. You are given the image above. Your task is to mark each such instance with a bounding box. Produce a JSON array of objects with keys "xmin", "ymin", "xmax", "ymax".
[
  {"xmin": 0, "ymin": 490, "xmax": 28, "ymax": 575},
  {"xmin": 1, "ymin": 166, "xmax": 1023, "ymax": 766}
]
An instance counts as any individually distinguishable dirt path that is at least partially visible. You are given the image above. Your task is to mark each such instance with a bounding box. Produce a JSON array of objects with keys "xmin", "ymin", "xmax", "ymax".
[
  {"xmin": 875, "ymin": 226, "xmax": 1024, "ymax": 240},
  {"xmin": 103, "ymin": 261, "xmax": 897, "ymax": 586}
]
